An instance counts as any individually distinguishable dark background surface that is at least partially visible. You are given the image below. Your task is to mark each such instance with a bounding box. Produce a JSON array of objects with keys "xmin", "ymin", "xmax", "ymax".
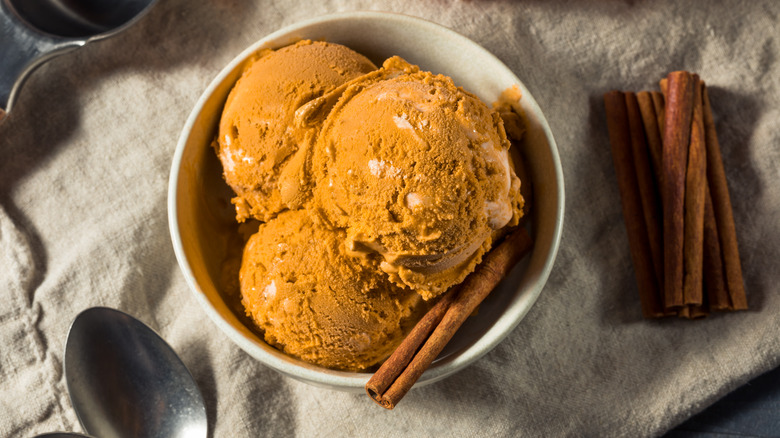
[{"xmin": 668, "ymin": 365, "xmax": 780, "ymax": 437}]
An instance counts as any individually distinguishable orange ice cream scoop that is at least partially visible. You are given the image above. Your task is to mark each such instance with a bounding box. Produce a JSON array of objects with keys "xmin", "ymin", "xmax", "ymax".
[
  {"xmin": 239, "ymin": 210, "xmax": 425, "ymax": 372},
  {"xmin": 216, "ymin": 40, "xmax": 377, "ymax": 222},
  {"xmin": 313, "ymin": 57, "xmax": 524, "ymax": 299}
]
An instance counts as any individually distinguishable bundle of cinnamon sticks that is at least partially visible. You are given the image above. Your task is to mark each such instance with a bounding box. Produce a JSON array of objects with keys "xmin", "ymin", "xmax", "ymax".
[{"xmin": 604, "ymin": 71, "xmax": 747, "ymax": 319}]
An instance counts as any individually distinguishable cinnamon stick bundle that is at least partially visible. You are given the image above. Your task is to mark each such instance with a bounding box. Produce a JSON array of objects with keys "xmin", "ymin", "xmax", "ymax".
[
  {"xmin": 366, "ymin": 228, "xmax": 533, "ymax": 409},
  {"xmin": 605, "ymin": 71, "xmax": 747, "ymax": 319}
]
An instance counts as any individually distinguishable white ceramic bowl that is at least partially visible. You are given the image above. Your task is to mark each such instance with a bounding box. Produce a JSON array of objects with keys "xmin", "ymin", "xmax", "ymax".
[{"xmin": 168, "ymin": 11, "xmax": 564, "ymax": 392}]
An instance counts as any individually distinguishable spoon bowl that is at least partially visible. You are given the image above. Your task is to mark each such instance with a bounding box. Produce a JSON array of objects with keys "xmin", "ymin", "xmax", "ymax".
[
  {"xmin": 34, "ymin": 434, "xmax": 91, "ymax": 438},
  {"xmin": 64, "ymin": 307, "xmax": 207, "ymax": 438}
]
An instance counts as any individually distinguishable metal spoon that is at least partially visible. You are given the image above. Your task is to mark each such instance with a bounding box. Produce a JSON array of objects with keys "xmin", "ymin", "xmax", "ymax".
[
  {"xmin": 64, "ymin": 307, "xmax": 207, "ymax": 438},
  {"xmin": 34, "ymin": 434, "xmax": 91, "ymax": 438},
  {"xmin": 0, "ymin": 0, "xmax": 158, "ymax": 119}
]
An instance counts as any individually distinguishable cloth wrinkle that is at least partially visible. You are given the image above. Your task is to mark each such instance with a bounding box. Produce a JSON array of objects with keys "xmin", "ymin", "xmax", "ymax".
[{"xmin": 0, "ymin": 208, "xmax": 73, "ymax": 433}]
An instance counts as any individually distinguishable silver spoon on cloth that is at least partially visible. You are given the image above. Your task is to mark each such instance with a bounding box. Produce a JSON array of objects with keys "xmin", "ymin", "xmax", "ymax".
[
  {"xmin": 0, "ymin": 0, "xmax": 158, "ymax": 120},
  {"xmin": 63, "ymin": 307, "xmax": 207, "ymax": 438},
  {"xmin": 34, "ymin": 434, "xmax": 91, "ymax": 438}
]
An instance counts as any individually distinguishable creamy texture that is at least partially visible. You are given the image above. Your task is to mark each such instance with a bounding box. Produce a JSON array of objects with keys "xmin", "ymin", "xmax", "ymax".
[
  {"xmin": 313, "ymin": 57, "xmax": 523, "ymax": 299},
  {"xmin": 216, "ymin": 40, "xmax": 376, "ymax": 222},
  {"xmin": 240, "ymin": 210, "xmax": 424, "ymax": 371}
]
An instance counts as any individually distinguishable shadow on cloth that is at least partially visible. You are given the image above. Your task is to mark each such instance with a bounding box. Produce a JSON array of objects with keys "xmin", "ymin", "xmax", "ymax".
[
  {"xmin": 188, "ymin": 342, "xmax": 297, "ymax": 436},
  {"xmin": 0, "ymin": 0, "xmax": 253, "ymax": 191},
  {"xmin": 0, "ymin": 0, "xmax": 253, "ymax": 320}
]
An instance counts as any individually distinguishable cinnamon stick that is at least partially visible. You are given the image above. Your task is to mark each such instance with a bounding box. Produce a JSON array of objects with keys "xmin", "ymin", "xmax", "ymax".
[
  {"xmin": 366, "ymin": 228, "xmax": 533, "ymax": 409},
  {"xmin": 366, "ymin": 285, "xmax": 458, "ymax": 403},
  {"xmin": 636, "ymin": 91, "xmax": 664, "ymax": 188},
  {"xmin": 679, "ymin": 304, "xmax": 709, "ymax": 319},
  {"xmin": 659, "ymin": 78, "xmax": 669, "ymax": 99},
  {"xmin": 604, "ymin": 91, "xmax": 665, "ymax": 318},
  {"xmin": 651, "ymin": 91, "xmax": 666, "ymax": 136},
  {"xmin": 682, "ymin": 77, "xmax": 706, "ymax": 307},
  {"xmin": 701, "ymin": 84, "xmax": 748, "ymax": 310},
  {"xmin": 703, "ymin": 187, "xmax": 731, "ymax": 310},
  {"xmin": 626, "ymin": 92, "xmax": 664, "ymax": 291},
  {"xmin": 691, "ymin": 306, "xmax": 709, "ymax": 318},
  {"xmin": 661, "ymin": 71, "xmax": 696, "ymax": 309}
]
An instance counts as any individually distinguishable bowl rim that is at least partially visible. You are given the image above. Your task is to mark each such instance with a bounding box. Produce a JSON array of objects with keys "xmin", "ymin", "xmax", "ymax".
[{"xmin": 168, "ymin": 10, "xmax": 564, "ymax": 390}]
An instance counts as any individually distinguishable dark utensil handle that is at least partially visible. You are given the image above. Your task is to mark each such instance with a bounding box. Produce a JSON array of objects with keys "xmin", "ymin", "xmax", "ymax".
[{"xmin": 0, "ymin": 4, "xmax": 81, "ymax": 117}]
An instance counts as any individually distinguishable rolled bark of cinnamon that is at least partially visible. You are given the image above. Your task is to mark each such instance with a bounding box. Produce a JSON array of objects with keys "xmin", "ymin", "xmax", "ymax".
[
  {"xmin": 701, "ymin": 84, "xmax": 748, "ymax": 310},
  {"xmin": 651, "ymin": 91, "xmax": 666, "ymax": 137},
  {"xmin": 366, "ymin": 228, "xmax": 533, "ymax": 409},
  {"xmin": 607, "ymin": 73, "xmax": 747, "ymax": 317},
  {"xmin": 659, "ymin": 78, "xmax": 669, "ymax": 100},
  {"xmin": 604, "ymin": 91, "xmax": 665, "ymax": 318},
  {"xmin": 702, "ymin": 187, "xmax": 731, "ymax": 310},
  {"xmin": 626, "ymin": 92, "xmax": 664, "ymax": 291},
  {"xmin": 691, "ymin": 306, "xmax": 709, "ymax": 318},
  {"xmin": 682, "ymin": 77, "xmax": 706, "ymax": 307},
  {"xmin": 661, "ymin": 71, "xmax": 696, "ymax": 309},
  {"xmin": 679, "ymin": 304, "xmax": 709, "ymax": 319},
  {"xmin": 365, "ymin": 285, "xmax": 458, "ymax": 402},
  {"xmin": 636, "ymin": 91, "xmax": 664, "ymax": 189}
]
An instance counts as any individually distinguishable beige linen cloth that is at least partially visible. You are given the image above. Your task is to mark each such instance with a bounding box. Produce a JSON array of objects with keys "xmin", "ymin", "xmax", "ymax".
[{"xmin": 1, "ymin": 1, "xmax": 778, "ymax": 436}]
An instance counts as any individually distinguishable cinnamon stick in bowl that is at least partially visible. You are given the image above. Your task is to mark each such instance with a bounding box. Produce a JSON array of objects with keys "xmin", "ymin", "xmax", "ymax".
[{"xmin": 366, "ymin": 228, "xmax": 533, "ymax": 409}]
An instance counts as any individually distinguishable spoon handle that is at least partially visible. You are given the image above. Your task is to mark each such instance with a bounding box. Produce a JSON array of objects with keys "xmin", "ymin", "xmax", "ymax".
[{"xmin": 0, "ymin": 4, "xmax": 81, "ymax": 119}]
